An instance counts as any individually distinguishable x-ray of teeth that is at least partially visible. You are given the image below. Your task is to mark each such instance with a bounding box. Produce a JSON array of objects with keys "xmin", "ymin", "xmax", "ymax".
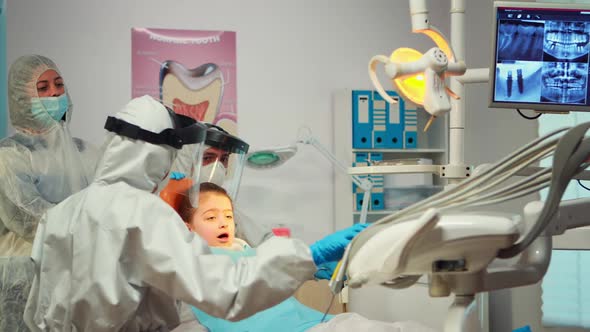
[
  {"xmin": 495, "ymin": 61, "xmax": 543, "ymax": 102},
  {"xmin": 497, "ymin": 20, "xmax": 544, "ymax": 61},
  {"xmin": 541, "ymin": 62, "xmax": 588, "ymax": 104},
  {"xmin": 517, "ymin": 69, "xmax": 524, "ymax": 94},
  {"xmin": 543, "ymin": 21, "xmax": 590, "ymax": 62},
  {"xmin": 507, "ymin": 71, "xmax": 513, "ymax": 97}
]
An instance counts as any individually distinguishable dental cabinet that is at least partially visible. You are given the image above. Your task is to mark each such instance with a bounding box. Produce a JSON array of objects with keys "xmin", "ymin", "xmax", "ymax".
[
  {"xmin": 332, "ymin": 88, "xmax": 448, "ymax": 227},
  {"xmin": 332, "ymin": 88, "xmax": 455, "ymax": 329}
]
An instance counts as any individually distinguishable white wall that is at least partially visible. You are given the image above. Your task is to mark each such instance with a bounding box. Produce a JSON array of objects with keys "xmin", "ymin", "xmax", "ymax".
[
  {"xmin": 0, "ymin": 0, "xmax": 6, "ymax": 138},
  {"xmin": 6, "ymin": 0, "xmax": 449, "ymax": 243},
  {"xmin": 7, "ymin": 0, "xmax": 582, "ymax": 331}
]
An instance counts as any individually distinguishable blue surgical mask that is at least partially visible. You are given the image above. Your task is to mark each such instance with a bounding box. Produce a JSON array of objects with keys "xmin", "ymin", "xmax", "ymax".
[{"xmin": 31, "ymin": 94, "xmax": 69, "ymax": 122}]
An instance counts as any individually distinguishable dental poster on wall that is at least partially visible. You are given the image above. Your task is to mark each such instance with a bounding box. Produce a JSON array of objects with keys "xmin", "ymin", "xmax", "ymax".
[{"xmin": 131, "ymin": 28, "xmax": 237, "ymax": 135}]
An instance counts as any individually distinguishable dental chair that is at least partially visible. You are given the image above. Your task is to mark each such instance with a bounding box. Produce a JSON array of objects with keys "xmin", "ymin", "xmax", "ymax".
[{"xmin": 334, "ymin": 123, "xmax": 590, "ymax": 332}]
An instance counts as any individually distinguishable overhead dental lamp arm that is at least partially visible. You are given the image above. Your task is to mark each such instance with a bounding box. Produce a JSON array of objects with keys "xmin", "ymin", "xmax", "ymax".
[
  {"xmin": 246, "ymin": 127, "xmax": 373, "ymax": 224},
  {"xmin": 297, "ymin": 127, "xmax": 372, "ymax": 192},
  {"xmin": 409, "ymin": 0, "xmax": 455, "ymax": 60},
  {"xmin": 297, "ymin": 127, "xmax": 373, "ymax": 224}
]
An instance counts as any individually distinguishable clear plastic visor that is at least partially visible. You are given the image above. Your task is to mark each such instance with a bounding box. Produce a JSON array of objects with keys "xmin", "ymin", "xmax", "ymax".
[
  {"xmin": 199, "ymin": 145, "xmax": 246, "ymax": 200},
  {"xmin": 159, "ymin": 141, "xmax": 205, "ymax": 209}
]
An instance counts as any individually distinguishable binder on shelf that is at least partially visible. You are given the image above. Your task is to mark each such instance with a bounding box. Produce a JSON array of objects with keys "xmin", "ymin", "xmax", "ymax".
[
  {"xmin": 371, "ymin": 192, "xmax": 385, "ymax": 210},
  {"xmin": 371, "ymin": 92, "xmax": 388, "ymax": 149},
  {"xmin": 353, "ymin": 152, "xmax": 369, "ymax": 211},
  {"xmin": 374, "ymin": 90, "xmax": 404, "ymax": 149},
  {"xmin": 404, "ymin": 108, "xmax": 418, "ymax": 149},
  {"xmin": 356, "ymin": 192, "xmax": 366, "ymax": 212},
  {"xmin": 352, "ymin": 91, "xmax": 373, "ymax": 149},
  {"xmin": 369, "ymin": 153, "xmax": 385, "ymax": 210}
]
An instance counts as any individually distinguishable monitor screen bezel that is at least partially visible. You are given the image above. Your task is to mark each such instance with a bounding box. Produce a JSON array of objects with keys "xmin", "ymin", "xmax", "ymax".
[{"xmin": 489, "ymin": 1, "xmax": 590, "ymax": 112}]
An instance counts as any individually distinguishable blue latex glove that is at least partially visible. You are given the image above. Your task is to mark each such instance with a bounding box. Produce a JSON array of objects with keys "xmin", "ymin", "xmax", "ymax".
[
  {"xmin": 309, "ymin": 223, "xmax": 368, "ymax": 266},
  {"xmin": 314, "ymin": 261, "xmax": 338, "ymax": 280},
  {"xmin": 170, "ymin": 171, "xmax": 186, "ymax": 180}
]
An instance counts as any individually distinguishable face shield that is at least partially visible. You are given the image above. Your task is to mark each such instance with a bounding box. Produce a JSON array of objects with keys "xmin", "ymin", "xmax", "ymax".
[
  {"xmin": 200, "ymin": 124, "xmax": 249, "ymax": 200},
  {"xmin": 104, "ymin": 107, "xmax": 208, "ymax": 207}
]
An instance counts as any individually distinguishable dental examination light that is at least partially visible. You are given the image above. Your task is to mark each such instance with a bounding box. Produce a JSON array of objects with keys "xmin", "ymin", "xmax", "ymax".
[
  {"xmin": 356, "ymin": 0, "xmax": 491, "ymax": 189},
  {"xmin": 246, "ymin": 127, "xmax": 374, "ymax": 225},
  {"xmin": 368, "ymin": 0, "xmax": 467, "ymax": 131},
  {"xmin": 245, "ymin": 145, "xmax": 297, "ymax": 170}
]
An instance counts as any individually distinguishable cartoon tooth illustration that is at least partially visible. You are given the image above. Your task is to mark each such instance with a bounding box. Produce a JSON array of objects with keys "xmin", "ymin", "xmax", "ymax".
[{"xmin": 159, "ymin": 60, "xmax": 224, "ymax": 123}]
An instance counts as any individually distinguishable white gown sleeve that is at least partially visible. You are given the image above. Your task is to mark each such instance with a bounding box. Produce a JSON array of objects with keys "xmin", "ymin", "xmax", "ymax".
[{"xmin": 129, "ymin": 203, "xmax": 317, "ymax": 322}]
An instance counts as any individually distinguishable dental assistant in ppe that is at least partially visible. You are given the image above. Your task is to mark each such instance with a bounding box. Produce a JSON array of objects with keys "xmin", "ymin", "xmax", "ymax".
[
  {"xmin": 0, "ymin": 55, "xmax": 98, "ymax": 331},
  {"xmin": 24, "ymin": 95, "xmax": 366, "ymax": 332}
]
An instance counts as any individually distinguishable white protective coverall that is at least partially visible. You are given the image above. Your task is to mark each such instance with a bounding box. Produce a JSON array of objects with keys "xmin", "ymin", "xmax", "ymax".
[
  {"xmin": 0, "ymin": 55, "xmax": 97, "ymax": 331},
  {"xmin": 24, "ymin": 95, "xmax": 317, "ymax": 331},
  {"xmin": 0, "ymin": 55, "xmax": 97, "ymax": 257}
]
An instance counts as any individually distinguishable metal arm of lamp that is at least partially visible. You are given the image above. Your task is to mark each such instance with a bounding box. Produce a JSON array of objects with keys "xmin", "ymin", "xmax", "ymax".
[
  {"xmin": 246, "ymin": 126, "xmax": 373, "ymax": 224},
  {"xmin": 297, "ymin": 127, "xmax": 373, "ymax": 225}
]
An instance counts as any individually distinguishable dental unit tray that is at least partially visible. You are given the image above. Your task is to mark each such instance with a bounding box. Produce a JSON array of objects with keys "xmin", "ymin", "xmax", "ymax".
[{"xmin": 346, "ymin": 210, "xmax": 522, "ymax": 289}]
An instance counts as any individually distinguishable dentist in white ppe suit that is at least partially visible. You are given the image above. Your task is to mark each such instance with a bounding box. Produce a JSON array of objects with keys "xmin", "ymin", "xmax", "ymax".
[{"xmin": 24, "ymin": 95, "xmax": 365, "ymax": 331}]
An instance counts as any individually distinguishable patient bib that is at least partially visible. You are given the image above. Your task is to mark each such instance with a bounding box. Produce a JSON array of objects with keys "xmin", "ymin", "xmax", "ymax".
[{"xmin": 191, "ymin": 245, "xmax": 333, "ymax": 331}]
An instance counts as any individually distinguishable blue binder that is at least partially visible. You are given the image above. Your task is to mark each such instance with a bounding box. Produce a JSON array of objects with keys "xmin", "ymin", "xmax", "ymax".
[
  {"xmin": 369, "ymin": 153, "xmax": 384, "ymax": 210},
  {"xmin": 371, "ymin": 93, "xmax": 388, "ymax": 149},
  {"xmin": 373, "ymin": 91, "xmax": 404, "ymax": 149},
  {"xmin": 352, "ymin": 91, "xmax": 373, "ymax": 149},
  {"xmin": 404, "ymin": 108, "xmax": 418, "ymax": 149},
  {"xmin": 353, "ymin": 152, "xmax": 369, "ymax": 211}
]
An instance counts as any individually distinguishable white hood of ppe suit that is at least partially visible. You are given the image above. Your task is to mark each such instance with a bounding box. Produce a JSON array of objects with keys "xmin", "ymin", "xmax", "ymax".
[
  {"xmin": 24, "ymin": 95, "xmax": 316, "ymax": 332},
  {"xmin": 94, "ymin": 95, "xmax": 176, "ymax": 192},
  {"xmin": 8, "ymin": 54, "xmax": 74, "ymax": 134}
]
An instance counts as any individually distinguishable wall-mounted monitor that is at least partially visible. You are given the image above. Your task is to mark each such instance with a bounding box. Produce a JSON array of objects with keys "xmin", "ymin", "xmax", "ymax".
[{"xmin": 490, "ymin": 1, "xmax": 590, "ymax": 112}]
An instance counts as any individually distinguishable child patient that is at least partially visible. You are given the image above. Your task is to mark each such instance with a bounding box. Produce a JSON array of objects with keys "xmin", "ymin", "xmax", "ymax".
[
  {"xmin": 177, "ymin": 182, "xmax": 333, "ymax": 332},
  {"xmin": 180, "ymin": 182, "xmax": 243, "ymax": 250}
]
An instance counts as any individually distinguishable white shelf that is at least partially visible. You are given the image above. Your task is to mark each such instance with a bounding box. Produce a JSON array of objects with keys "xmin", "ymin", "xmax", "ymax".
[
  {"xmin": 353, "ymin": 210, "xmax": 398, "ymax": 215},
  {"xmin": 332, "ymin": 89, "xmax": 448, "ymax": 232},
  {"xmin": 349, "ymin": 164, "xmax": 440, "ymax": 176}
]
